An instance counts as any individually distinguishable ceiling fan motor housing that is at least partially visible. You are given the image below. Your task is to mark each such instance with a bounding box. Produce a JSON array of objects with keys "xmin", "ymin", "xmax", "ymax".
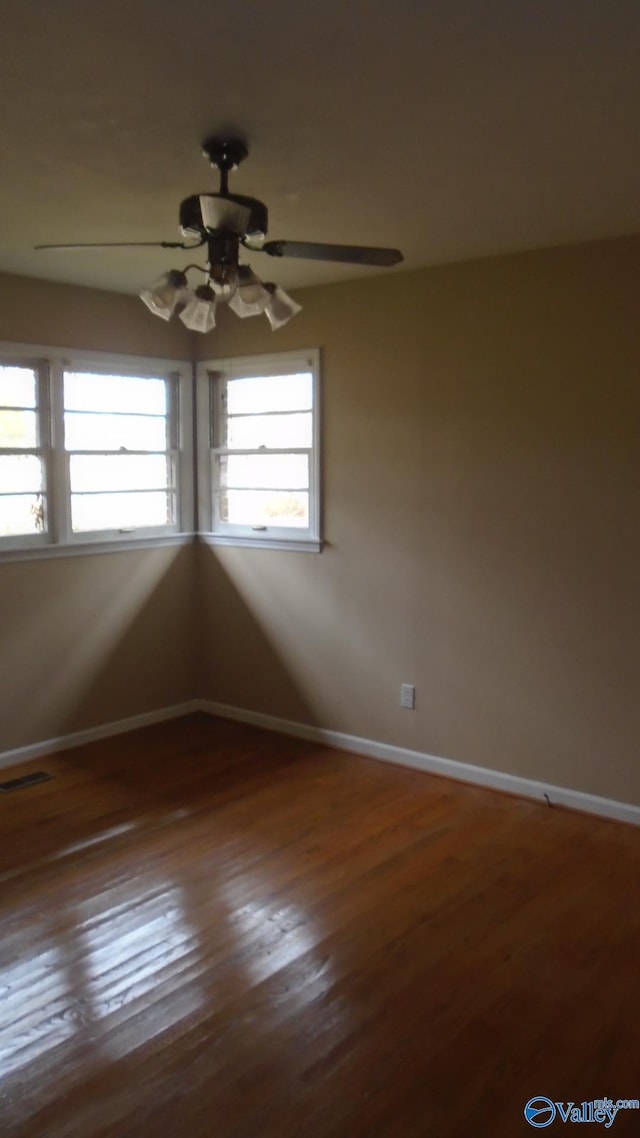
[{"xmin": 179, "ymin": 193, "xmax": 268, "ymax": 241}]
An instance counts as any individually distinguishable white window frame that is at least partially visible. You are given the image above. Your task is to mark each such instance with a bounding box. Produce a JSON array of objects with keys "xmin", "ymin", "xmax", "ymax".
[
  {"xmin": 196, "ymin": 348, "xmax": 322, "ymax": 552},
  {"xmin": 0, "ymin": 354, "xmax": 51, "ymax": 551},
  {"xmin": 0, "ymin": 341, "xmax": 194, "ymax": 560}
]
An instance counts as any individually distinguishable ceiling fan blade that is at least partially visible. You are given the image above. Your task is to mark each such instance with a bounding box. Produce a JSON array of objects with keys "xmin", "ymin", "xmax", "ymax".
[
  {"xmin": 261, "ymin": 240, "xmax": 403, "ymax": 267},
  {"xmin": 34, "ymin": 240, "xmax": 200, "ymax": 251}
]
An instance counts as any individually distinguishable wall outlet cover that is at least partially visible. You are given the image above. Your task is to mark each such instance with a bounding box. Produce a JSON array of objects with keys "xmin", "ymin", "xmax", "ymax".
[{"xmin": 401, "ymin": 683, "xmax": 415, "ymax": 709}]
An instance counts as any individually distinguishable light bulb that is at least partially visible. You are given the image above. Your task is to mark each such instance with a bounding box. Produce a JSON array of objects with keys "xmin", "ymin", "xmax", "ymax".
[{"xmin": 209, "ymin": 262, "xmax": 238, "ymax": 300}]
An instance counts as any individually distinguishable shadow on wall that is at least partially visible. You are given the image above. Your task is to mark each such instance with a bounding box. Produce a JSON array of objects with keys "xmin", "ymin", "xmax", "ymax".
[
  {"xmin": 195, "ymin": 542, "xmax": 318, "ymax": 729},
  {"xmin": 193, "ymin": 243, "xmax": 640, "ymax": 803},
  {"xmin": 0, "ymin": 545, "xmax": 197, "ymax": 753}
]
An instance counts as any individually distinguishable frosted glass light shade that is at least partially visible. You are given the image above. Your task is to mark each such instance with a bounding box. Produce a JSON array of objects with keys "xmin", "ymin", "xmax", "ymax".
[
  {"xmin": 264, "ymin": 284, "xmax": 302, "ymax": 330},
  {"xmin": 179, "ymin": 285, "xmax": 217, "ymax": 333},
  {"xmin": 229, "ymin": 266, "xmax": 271, "ymax": 318},
  {"xmin": 139, "ymin": 270, "xmax": 188, "ymax": 320}
]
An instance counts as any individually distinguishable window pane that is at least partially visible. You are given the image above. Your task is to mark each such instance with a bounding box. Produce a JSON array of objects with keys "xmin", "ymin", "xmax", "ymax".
[
  {"xmin": 0, "ymin": 454, "xmax": 42, "ymax": 493},
  {"xmin": 226, "ymin": 372, "xmax": 312, "ymax": 415},
  {"xmin": 0, "ymin": 493, "xmax": 44, "ymax": 536},
  {"xmin": 71, "ymin": 491, "xmax": 173, "ymax": 532},
  {"xmin": 0, "ymin": 366, "xmax": 36, "ymax": 409},
  {"xmin": 225, "ymin": 412, "xmax": 312, "ymax": 450},
  {"xmin": 220, "ymin": 454, "xmax": 309, "ymax": 491},
  {"xmin": 220, "ymin": 489, "xmax": 309, "ymax": 528},
  {"xmin": 70, "ymin": 454, "xmax": 171, "ymax": 493},
  {"xmin": 64, "ymin": 372, "xmax": 167, "ymax": 415},
  {"xmin": 0, "ymin": 409, "xmax": 37, "ymax": 448},
  {"xmin": 64, "ymin": 412, "xmax": 167, "ymax": 452}
]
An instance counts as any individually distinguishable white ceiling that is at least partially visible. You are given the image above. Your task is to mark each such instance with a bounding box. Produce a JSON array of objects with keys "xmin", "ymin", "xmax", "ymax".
[{"xmin": 0, "ymin": 0, "xmax": 639, "ymax": 297}]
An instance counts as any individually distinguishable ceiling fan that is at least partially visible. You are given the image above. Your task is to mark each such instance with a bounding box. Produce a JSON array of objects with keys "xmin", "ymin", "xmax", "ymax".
[{"xmin": 35, "ymin": 137, "xmax": 404, "ymax": 332}]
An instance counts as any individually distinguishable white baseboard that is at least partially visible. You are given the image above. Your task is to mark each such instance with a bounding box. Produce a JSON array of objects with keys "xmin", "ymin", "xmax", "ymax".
[
  {"xmin": 3, "ymin": 696, "xmax": 638, "ymax": 830},
  {"xmin": 0, "ymin": 700, "xmax": 201, "ymax": 771},
  {"xmin": 200, "ymin": 699, "xmax": 640, "ymax": 828}
]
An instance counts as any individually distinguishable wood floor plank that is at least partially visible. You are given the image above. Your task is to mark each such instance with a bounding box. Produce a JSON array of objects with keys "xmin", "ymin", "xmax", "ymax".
[{"xmin": 1, "ymin": 713, "xmax": 639, "ymax": 1137}]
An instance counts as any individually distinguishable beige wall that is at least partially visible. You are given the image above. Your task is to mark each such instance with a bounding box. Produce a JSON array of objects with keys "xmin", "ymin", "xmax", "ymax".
[
  {"xmin": 0, "ymin": 546, "xmax": 195, "ymax": 751},
  {"xmin": 0, "ymin": 274, "xmax": 196, "ymax": 751},
  {"xmin": 196, "ymin": 236, "xmax": 640, "ymax": 805},
  {"xmin": 1, "ymin": 248, "xmax": 639, "ymax": 809},
  {"xmin": 0, "ymin": 270, "xmax": 191, "ymax": 357}
]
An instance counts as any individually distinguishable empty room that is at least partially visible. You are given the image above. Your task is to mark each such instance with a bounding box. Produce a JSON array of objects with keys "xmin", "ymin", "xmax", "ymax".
[{"xmin": 1, "ymin": 2, "xmax": 639, "ymax": 1136}]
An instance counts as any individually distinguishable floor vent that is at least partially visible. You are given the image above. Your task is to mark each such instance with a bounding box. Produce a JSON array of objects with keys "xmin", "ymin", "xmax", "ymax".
[{"xmin": 0, "ymin": 771, "xmax": 54, "ymax": 794}]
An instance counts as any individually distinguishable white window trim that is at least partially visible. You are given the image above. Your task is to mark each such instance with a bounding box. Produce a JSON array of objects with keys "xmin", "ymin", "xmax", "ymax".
[
  {"xmin": 0, "ymin": 352, "xmax": 51, "ymax": 552},
  {"xmin": 196, "ymin": 348, "xmax": 322, "ymax": 553},
  {"xmin": 0, "ymin": 341, "xmax": 194, "ymax": 559},
  {"xmin": 0, "ymin": 533, "xmax": 195, "ymax": 563}
]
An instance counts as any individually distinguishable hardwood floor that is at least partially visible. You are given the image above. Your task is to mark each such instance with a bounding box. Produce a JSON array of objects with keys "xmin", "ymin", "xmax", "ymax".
[{"xmin": 1, "ymin": 713, "xmax": 639, "ymax": 1137}]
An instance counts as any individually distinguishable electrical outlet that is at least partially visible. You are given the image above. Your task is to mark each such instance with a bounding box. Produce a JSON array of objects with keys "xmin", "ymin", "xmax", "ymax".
[{"xmin": 400, "ymin": 683, "xmax": 415, "ymax": 710}]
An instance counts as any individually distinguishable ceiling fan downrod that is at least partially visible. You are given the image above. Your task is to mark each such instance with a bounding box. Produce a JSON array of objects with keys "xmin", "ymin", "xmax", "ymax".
[{"xmin": 202, "ymin": 137, "xmax": 249, "ymax": 198}]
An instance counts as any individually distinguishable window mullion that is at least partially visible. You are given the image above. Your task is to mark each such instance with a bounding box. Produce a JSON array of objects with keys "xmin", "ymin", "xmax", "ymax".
[
  {"xmin": 211, "ymin": 447, "xmax": 312, "ymax": 457},
  {"xmin": 0, "ymin": 447, "xmax": 41, "ymax": 456},
  {"xmin": 310, "ymin": 362, "xmax": 321, "ymax": 543},
  {"xmin": 37, "ymin": 362, "xmax": 50, "ymax": 539},
  {"xmin": 48, "ymin": 359, "xmax": 71, "ymax": 544},
  {"xmin": 64, "ymin": 449, "xmax": 168, "ymax": 457},
  {"xmin": 173, "ymin": 368, "xmax": 193, "ymax": 533},
  {"xmin": 225, "ymin": 408, "xmax": 312, "ymax": 421},
  {"xmin": 71, "ymin": 486, "xmax": 175, "ymax": 496},
  {"xmin": 195, "ymin": 368, "xmax": 213, "ymax": 531}
]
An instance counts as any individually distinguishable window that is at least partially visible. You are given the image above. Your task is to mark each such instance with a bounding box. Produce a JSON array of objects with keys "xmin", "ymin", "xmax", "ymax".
[
  {"xmin": 198, "ymin": 350, "xmax": 321, "ymax": 551},
  {"xmin": 0, "ymin": 360, "xmax": 48, "ymax": 549},
  {"xmin": 0, "ymin": 343, "xmax": 193, "ymax": 557},
  {"xmin": 0, "ymin": 342, "xmax": 320, "ymax": 558},
  {"xmin": 63, "ymin": 368, "xmax": 178, "ymax": 537}
]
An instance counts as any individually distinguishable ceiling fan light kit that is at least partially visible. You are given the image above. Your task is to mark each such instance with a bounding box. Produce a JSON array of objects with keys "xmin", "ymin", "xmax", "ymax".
[{"xmin": 36, "ymin": 136, "xmax": 403, "ymax": 334}]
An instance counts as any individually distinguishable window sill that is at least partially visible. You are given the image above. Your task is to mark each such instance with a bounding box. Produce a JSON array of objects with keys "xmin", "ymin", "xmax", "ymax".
[
  {"xmin": 0, "ymin": 531, "xmax": 323, "ymax": 562},
  {"xmin": 199, "ymin": 533, "xmax": 323, "ymax": 554},
  {"xmin": 0, "ymin": 533, "xmax": 196, "ymax": 564}
]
